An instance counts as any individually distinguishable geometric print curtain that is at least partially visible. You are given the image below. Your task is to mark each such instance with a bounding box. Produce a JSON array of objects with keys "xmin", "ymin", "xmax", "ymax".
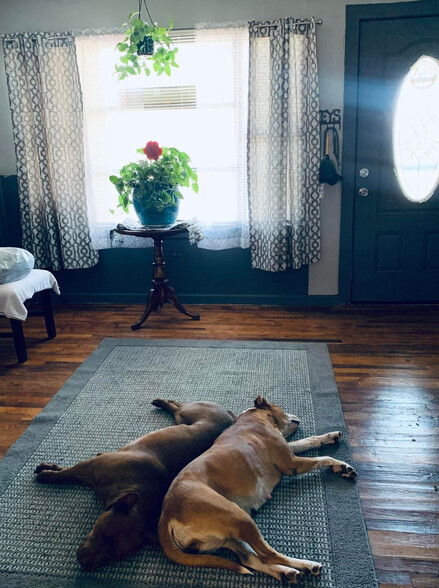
[
  {"xmin": 2, "ymin": 32, "xmax": 98, "ymax": 271},
  {"xmin": 248, "ymin": 18, "xmax": 321, "ymax": 271}
]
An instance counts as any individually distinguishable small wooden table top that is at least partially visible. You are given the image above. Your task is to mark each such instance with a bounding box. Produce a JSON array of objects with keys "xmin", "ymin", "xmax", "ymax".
[
  {"xmin": 114, "ymin": 221, "xmax": 192, "ymax": 239},
  {"xmin": 114, "ymin": 222, "xmax": 200, "ymax": 330}
]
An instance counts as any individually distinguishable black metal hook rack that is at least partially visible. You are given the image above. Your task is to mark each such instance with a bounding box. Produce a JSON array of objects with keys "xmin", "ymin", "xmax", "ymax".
[{"xmin": 319, "ymin": 108, "xmax": 342, "ymax": 129}]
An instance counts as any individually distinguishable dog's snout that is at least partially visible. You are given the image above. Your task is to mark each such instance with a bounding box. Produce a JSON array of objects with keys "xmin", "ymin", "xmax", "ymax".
[
  {"xmin": 77, "ymin": 543, "xmax": 107, "ymax": 571},
  {"xmin": 287, "ymin": 413, "xmax": 300, "ymax": 425}
]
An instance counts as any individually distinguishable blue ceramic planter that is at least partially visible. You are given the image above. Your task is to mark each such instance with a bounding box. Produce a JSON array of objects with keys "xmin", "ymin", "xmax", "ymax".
[{"xmin": 132, "ymin": 184, "xmax": 180, "ymax": 226}]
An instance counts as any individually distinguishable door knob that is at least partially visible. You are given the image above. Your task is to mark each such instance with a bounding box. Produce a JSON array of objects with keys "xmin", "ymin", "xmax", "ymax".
[{"xmin": 359, "ymin": 187, "xmax": 369, "ymax": 197}]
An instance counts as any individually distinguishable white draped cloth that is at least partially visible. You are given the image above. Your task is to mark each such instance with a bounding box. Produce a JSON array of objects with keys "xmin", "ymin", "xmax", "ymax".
[{"xmin": 0, "ymin": 269, "xmax": 60, "ymax": 321}]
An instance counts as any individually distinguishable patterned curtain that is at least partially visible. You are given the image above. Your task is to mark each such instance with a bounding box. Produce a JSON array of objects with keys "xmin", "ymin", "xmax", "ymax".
[
  {"xmin": 2, "ymin": 32, "xmax": 98, "ymax": 270},
  {"xmin": 248, "ymin": 18, "xmax": 320, "ymax": 271}
]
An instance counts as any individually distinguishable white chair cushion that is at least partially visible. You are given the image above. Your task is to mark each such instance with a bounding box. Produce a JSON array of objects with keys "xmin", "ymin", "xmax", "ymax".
[
  {"xmin": 0, "ymin": 269, "xmax": 60, "ymax": 320},
  {"xmin": 0, "ymin": 248, "xmax": 35, "ymax": 285}
]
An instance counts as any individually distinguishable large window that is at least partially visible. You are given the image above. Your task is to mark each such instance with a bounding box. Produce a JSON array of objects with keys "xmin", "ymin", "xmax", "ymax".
[{"xmin": 76, "ymin": 27, "xmax": 249, "ymax": 249}]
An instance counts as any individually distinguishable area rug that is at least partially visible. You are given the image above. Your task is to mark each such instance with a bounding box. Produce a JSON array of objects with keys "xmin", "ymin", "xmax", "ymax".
[{"xmin": 0, "ymin": 339, "xmax": 378, "ymax": 588}]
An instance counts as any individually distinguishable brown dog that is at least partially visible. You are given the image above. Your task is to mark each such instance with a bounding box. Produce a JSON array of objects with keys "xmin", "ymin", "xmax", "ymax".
[
  {"xmin": 34, "ymin": 399, "xmax": 235, "ymax": 570},
  {"xmin": 158, "ymin": 396, "xmax": 357, "ymax": 584}
]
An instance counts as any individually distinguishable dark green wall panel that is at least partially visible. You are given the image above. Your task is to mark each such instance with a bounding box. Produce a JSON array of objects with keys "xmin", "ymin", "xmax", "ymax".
[{"xmin": 1, "ymin": 175, "xmax": 314, "ymax": 304}]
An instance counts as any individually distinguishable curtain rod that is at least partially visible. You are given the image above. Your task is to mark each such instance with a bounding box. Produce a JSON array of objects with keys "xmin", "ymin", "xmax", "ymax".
[
  {"xmin": 255, "ymin": 19, "xmax": 322, "ymax": 29},
  {"xmin": 47, "ymin": 20, "xmax": 323, "ymax": 40},
  {"xmin": 4, "ymin": 19, "xmax": 323, "ymax": 45}
]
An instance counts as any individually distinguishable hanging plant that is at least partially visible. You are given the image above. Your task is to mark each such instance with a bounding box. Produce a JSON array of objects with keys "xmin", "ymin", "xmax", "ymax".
[{"xmin": 115, "ymin": 11, "xmax": 178, "ymax": 80}]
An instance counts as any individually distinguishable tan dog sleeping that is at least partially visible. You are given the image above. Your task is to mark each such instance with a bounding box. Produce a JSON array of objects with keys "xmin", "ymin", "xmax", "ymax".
[
  {"xmin": 34, "ymin": 399, "xmax": 235, "ymax": 570},
  {"xmin": 159, "ymin": 395, "xmax": 357, "ymax": 584}
]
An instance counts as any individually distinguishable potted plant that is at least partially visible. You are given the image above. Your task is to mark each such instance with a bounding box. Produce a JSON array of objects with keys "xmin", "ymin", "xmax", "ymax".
[
  {"xmin": 109, "ymin": 141, "xmax": 199, "ymax": 226},
  {"xmin": 115, "ymin": 12, "xmax": 179, "ymax": 80}
]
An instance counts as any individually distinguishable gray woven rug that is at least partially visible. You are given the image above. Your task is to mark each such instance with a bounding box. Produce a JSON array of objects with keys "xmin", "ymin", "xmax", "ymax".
[{"xmin": 0, "ymin": 339, "xmax": 377, "ymax": 588}]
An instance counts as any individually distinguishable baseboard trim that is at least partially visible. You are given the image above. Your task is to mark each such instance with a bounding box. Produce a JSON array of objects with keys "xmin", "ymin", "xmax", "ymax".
[{"xmin": 53, "ymin": 293, "xmax": 344, "ymax": 306}]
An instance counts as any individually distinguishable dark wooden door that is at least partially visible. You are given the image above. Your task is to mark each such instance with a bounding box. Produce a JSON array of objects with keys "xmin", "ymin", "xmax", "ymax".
[{"xmin": 351, "ymin": 9, "xmax": 439, "ymax": 302}]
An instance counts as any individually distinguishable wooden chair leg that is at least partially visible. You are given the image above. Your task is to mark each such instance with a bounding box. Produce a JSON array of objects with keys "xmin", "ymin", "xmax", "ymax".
[
  {"xmin": 41, "ymin": 288, "xmax": 56, "ymax": 339},
  {"xmin": 10, "ymin": 319, "xmax": 27, "ymax": 363}
]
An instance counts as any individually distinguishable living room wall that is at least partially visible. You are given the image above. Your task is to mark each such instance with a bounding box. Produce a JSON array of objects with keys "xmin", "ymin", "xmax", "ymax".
[{"xmin": 0, "ymin": 0, "xmax": 419, "ymax": 304}]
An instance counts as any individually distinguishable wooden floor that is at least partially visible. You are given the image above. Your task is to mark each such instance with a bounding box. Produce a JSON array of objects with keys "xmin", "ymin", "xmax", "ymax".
[{"xmin": 0, "ymin": 303, "xmax": 438, "ymax": 587}]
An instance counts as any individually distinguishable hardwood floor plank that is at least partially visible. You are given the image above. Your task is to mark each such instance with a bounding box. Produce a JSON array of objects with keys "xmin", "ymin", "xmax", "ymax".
[{"xmin": 1, "ymin": 303, "xmax": 439, "ymax": 588}]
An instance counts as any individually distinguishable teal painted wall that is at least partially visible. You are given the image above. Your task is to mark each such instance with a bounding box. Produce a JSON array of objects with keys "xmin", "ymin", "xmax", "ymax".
[{"xmin": 1, "ymin": 175, "xmax": 315, "ymax": 305}]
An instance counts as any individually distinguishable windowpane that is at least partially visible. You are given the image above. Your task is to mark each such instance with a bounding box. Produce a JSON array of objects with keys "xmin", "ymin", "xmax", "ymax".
[
  {"xmin": 393, "ymin": 55, "xmax": 439, "ymax": 203},
  {"xmin": 76, "ymin": 29, "xmax": 249, "ymax": 247}
]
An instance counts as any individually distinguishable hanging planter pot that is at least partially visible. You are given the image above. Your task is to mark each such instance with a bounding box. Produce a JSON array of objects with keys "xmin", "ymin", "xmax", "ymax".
[
  {"xmin": 136, "ymin": 35, "xmax": 154, "ymax": 56},
  {"xmin": 115, "ymin": 12, "xmax": 178, "ymax": 80}
]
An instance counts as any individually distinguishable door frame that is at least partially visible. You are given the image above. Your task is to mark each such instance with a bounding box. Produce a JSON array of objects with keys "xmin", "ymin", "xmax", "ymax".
[{"xmin": 339, "ymin": 0, "xmax": 439, "ymax": 303}]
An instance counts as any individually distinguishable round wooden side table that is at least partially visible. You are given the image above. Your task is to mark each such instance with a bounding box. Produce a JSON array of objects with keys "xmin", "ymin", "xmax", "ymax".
[{"xmin": 114, "ymin": 223, "xmax": 200, "ymax": 330}]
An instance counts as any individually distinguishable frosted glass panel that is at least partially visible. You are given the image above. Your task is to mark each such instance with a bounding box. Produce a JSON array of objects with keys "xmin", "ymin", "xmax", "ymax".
[{"xmin": 393, "ymin": 55, "xmax": 439, "ymax": 203}]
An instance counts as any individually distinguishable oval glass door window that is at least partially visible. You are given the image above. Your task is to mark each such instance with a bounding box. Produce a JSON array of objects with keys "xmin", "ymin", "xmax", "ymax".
[{"xmin": 393, "ymin": 55, "xmax": 439, "ymax": 203}]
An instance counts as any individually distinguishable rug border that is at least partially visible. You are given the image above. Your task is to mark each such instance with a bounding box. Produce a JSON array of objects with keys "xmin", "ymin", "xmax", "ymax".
[{"xmin": 0, "ymin": 338, "xmax": 378, "ymax": 588}]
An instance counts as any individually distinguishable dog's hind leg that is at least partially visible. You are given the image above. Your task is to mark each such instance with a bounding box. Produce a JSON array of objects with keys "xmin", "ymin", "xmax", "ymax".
[
  {"xmin": 289, "ymin": 455, "xmax": 357, "ymax": 479},
  {"xmin": 233, "ymin": 517, "xmax": 322, "ymax": 579},
  {"xmin": 34, "ymin": 458, "xmax": 96, "ymax": 485},
  {"xmin": 288, "ymin": 431, "xmax": 343, "ymax": 453},
  {"xmin": 223, "ymin": 539, "xmax": 304, "ymax": 584}
]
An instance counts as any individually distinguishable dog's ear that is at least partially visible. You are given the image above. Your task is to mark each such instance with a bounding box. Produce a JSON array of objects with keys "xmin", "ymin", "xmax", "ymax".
[
  {"xmin": 227, "ymin": 410, "xmax": 237, "ymax": 422},
  {"xmin": 108, "ymin": 492, "xmax": 139, "ymax": 514},
  {"xmin": 254, "ymin": 395, "xmax": 270, "ymax": 408}
]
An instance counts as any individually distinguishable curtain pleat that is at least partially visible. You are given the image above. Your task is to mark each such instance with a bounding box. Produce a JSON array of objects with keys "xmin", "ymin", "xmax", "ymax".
[
  {"xmin": 248, "ymin": 19, "xmax": 321, "ymax": 271},
  {"xmin": 2, "ymin": 32, "xmax": 98, "ymax": 270}
]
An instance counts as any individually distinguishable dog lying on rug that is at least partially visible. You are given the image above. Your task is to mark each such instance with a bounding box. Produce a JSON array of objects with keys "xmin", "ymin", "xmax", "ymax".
[
  {"xmin": 34, "ymin": 399, "xmax": 235, "ymax": 570},
  {"xmin": 159, "ymin": 395, "xmax": 357, "ymax": 584}
]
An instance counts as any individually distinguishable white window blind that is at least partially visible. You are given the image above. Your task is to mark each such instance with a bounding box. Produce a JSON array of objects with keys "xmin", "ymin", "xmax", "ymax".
[{"xmin": 76, "ymin": 26, "xmax": 249, "ymax": 250}]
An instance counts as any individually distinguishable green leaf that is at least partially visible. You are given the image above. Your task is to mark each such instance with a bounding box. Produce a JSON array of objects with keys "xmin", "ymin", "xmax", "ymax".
[
  {"xmin": 192, "ymin": 183, "xmax": 199, "ymax": 194},
  {"xmin": 126, "ymin": 66, "xmax": 136, "ymax": 75},
  {"xmin": 109, "ymin": 175, "xmax": 119, "ymax": 184},
  {"xmin": 164, "ymin": 63, "xmax": 171, "ymax": 76},
  {"xmin": 117, "ymin": 42, "xmax": 128, "ymax": 51}
]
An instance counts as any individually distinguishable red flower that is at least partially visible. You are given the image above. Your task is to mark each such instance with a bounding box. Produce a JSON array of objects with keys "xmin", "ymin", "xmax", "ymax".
[{"xmin": 143, "ymin": 141, "xmax": 163, "ymax": 160}]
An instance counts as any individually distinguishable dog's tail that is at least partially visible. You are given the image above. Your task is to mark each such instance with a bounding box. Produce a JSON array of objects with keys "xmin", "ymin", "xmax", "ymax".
[
  {"xmin": 158, "ymin": 516, "xmax": 252, "ymax": 576},
  {"xmin": 151, "ymin": 398, "xmax": 181, "ymax": 414}
]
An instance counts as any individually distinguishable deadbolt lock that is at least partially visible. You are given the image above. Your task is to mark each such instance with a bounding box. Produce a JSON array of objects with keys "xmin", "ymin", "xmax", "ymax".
[{"xmin": 359, "ymin": 187, "xmax": 369, "ymax": 197}]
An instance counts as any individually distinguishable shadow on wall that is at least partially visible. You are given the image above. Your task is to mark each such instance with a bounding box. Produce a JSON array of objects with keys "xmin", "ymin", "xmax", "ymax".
[{"xmin": 0, "ymin": 175, "xmax": 22, "ymax": 247}]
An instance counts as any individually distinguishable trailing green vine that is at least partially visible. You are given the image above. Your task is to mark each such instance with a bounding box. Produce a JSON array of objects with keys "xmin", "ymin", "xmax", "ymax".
[{"xmin": 115, "ymin": 12, "xmax": 179, "ymax": 80}]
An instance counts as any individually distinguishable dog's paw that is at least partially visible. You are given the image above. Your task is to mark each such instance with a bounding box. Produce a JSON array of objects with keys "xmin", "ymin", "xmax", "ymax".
[
  {"xmin": 338, "ymin": 463, "xmax": 357, "ymax": 479},
  {"xmin": 36, "ymin": 470, "xmax": 60, "ymax": 483},
  {"xmin": 331, "ymin": 460, "xmax": 357, "ymax": 479},
  {"xmin": 302, "ymin": 561, "xmax": 322, "ymax": 576},
  {"xmin": 34, "ymin": 462, "xmax": 62, "ymax": 475},
  {"xmin": 326, "ymin": 431, "xmax": 343, "ymax": 444},
  {"xmin": 280, "ymin": 568, "xmax": 302, "ymax": 584}
]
